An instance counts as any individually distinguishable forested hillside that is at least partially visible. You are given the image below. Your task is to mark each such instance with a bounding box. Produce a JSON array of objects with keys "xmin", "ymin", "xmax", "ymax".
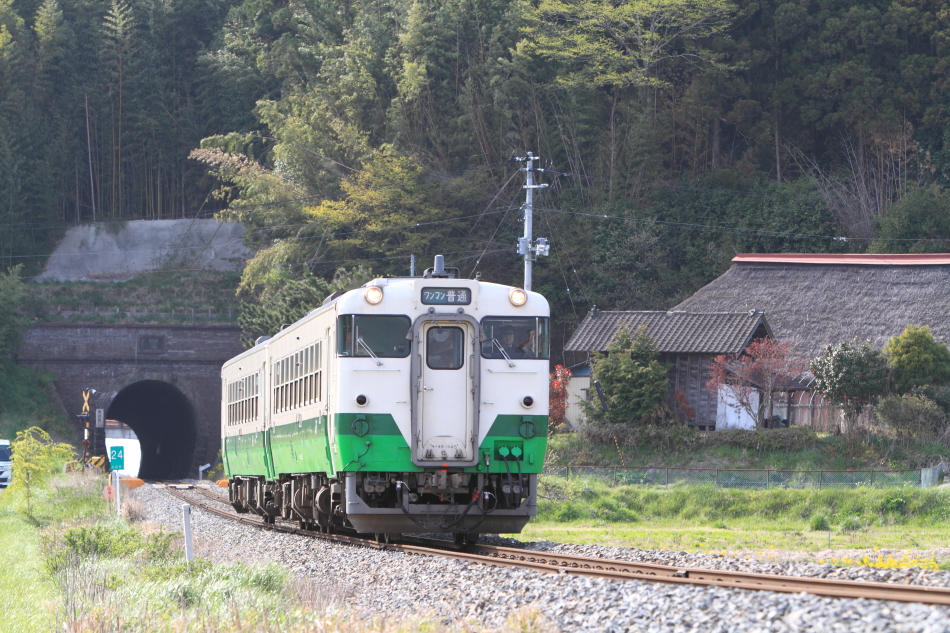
[{"xmin": 3, "ymin": 0, "xmax": 950, "ymax": 359}]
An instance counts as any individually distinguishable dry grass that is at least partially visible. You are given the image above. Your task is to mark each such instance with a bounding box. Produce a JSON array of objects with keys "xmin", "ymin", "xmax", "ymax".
[
  {"xmin": 61, "ymin": 605, "xmax": 560, "ymax": 633},
  {"xmin": 34, "ymin": 476, "xmax": 562, "ymax": 633}
]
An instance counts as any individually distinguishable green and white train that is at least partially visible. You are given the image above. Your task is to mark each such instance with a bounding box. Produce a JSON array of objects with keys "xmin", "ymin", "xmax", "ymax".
[{"xmin": 222, "ymin": 257, "xmax": 550, "ymax": 542}]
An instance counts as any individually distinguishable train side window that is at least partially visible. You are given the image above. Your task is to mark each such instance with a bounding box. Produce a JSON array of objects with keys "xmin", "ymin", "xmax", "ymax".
[
  {"xmin": 338, "ymin": 315, "xmax": 411, "ymax": 358},
  {"xmin": 480, "ymin": 316, "xmax": 551, "ymax": 360}
]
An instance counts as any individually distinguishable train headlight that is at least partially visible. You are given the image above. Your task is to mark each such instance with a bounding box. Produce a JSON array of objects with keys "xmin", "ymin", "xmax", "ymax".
[
  {"xmin": 521, "ymin": 395, "xmax": 534, "ymax": 408},
  {"xmin": 508, "ymin": 288, "xmax": 527, "ymax": 306},
  {"xmin": 365, "ymin": 286, "xmax": 384, "ymax": 304}
]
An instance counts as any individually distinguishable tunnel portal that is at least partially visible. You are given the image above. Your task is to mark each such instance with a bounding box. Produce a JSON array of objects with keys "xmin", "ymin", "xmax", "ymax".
[{"xmin": 106, "ymin": 380, "xmax": 198, "ymax": 480}]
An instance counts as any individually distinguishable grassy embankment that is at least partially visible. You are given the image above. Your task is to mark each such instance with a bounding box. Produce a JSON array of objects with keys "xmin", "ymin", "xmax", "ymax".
[
  {"xmin": 545, "ymin": 427, "xmax": 950, "ymax": 472},
  {"xmin": 528, "ymin": 432, "xmax": 950, "ymax": 565},
  {"xmin": 0, "ymin": 364, "xmax": 73, "ymax": 442},
  {"xmin": 0, "ymin": 473, "xmax": 555, "ymax": 633},
  {"xmin": 27, "ymin": 270, "xmax": 243, "ymax": 323}
]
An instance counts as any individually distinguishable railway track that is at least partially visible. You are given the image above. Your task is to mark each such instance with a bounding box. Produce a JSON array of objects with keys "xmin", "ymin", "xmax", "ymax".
[{"xmin": 159, "ymin": 483, "xmax": 950, "ymax": 607}]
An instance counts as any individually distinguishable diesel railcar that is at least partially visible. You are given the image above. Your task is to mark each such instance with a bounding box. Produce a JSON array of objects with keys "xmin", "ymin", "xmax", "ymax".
[{"xmin": 222, "ymin": 258, "xmax": 550, "ymax": 542}]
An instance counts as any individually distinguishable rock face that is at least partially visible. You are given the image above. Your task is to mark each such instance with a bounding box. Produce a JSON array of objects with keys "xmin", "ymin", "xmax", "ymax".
[{"xmin": 35, "ymin": 219, "xmax": 249, "ymax": 281}]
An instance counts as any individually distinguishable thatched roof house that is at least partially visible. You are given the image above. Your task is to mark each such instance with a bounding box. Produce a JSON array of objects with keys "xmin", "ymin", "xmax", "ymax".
[{"xmin": 674, "ymin": 254, "xmax": 950, "ymax": 358}]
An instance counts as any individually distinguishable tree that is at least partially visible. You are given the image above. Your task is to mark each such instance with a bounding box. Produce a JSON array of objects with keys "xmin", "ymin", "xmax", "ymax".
[
  {"xmin": 0, "ymin": 265, "xmax": 26, "ymax": 374},
  {"xmin": 526, "ymin": 0, "xmax": 735, "ymax": 92},
  {"xmin": 868, "ymin": 187, "xmax": 950, "ymax": 254},
  {"xmin": 884, "ymin": 325, "xmax": 950, "ymax": 394},
  {"xmin": 810, "ymin": 338, "xmax": 889, "ymax": 434},
  {"xmin": 706, "ymin": 338, "xmax": 807, "ymax": 428},
  {"xmin": 3, "ymin": 426, "xmax": 74, "ymax": 519},
  {"xmin": 549, "ymin": 364, "xmax": 573, "ymax": 431},
  {"xmin": 237, "ymin": 268, "xmax": 372, "ymax": 347},
  {"xmin": 588, "ymin": 326, "xmax": 668, "ymax": 424}
]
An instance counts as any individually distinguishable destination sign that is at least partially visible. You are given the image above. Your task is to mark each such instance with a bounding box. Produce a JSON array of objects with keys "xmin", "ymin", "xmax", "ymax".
[{"xmin": 421, "ymin": 287, "xmax": 471, "ymax": 305}]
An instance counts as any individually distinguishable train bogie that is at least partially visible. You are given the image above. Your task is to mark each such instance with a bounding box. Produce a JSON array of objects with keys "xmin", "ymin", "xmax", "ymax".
[{"xmin": 221, "ymin": 260, "xmax": 550, "ymax": 537}]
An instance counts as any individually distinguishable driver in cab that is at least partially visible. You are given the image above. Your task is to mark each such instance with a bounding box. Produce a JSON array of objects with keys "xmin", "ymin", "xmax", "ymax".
[{"xmin": 499, "ymin": 327, "xmax": 534, "ymax": 358}]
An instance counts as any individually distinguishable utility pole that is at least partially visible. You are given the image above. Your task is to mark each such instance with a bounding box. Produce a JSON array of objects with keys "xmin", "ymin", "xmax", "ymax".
[{"xmin": 515, "ymin": 152, "xmax": 550, "ymax": 291}]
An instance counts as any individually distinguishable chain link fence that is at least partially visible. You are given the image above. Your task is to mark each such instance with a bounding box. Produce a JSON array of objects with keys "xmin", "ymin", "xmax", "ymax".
[{"xmin": 542, "ymin": 466, "xmax": 938, "ymax": 489}]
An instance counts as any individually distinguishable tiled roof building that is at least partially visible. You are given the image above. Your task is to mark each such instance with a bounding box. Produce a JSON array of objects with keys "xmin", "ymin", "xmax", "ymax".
[{"xmin": 566, "ymin": 310, "xmax": 773, "ymax": 431}]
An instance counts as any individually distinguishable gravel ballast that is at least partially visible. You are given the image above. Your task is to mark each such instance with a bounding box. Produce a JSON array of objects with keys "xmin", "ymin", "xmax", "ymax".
[{"xmin": 136, "ymin": 484, "xmax": 950, "ymax": 632}]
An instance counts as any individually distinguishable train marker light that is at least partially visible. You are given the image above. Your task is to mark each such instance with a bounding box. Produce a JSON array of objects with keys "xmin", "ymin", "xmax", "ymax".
[
  {"xmin": 365, "ymin": 286, "xmax": 384, "ymax": 304},
  {"xmin": 509, "ymin": 288, "xmax": 527, "ymax": 306}
]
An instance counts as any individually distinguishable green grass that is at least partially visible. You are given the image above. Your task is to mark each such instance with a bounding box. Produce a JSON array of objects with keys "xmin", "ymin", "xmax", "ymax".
[
  {"xmin": 0, "ymin": 507, "xmax": 58, "ymax": 632},
  {"xmin": 546, "ymin": 428, "xmax": 950, "ymax": 471},
  {"xmin": 527, "ymin": 477, "xmax": 950, "ymax": 557},
  {"xmin": 1, "ymin": 473, "xmax": 556, "ymax": 632},
  {"xmin": 0, "ymin": 474, "xmax": 107, "ymax": 632}
]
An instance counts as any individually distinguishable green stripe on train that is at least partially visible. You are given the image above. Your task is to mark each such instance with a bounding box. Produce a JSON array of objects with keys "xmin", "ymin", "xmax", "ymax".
[
  {"xmin": 223, "ymin": 431, "xmax": 270, "ymax": 478},
  {"xmin": 472, "ymin": 414, "xmax": 548, "ymax": 474},
  {"xmin": 225, "ymin": 412, "xmax": 549, "ymax": 478},
  {"xmin": 270, "ymin": 415, "xmax": 333, "ymax": 475},
  {"xmin": 332, "ymin": 413, "xmax": 420, "ymax": 472}
]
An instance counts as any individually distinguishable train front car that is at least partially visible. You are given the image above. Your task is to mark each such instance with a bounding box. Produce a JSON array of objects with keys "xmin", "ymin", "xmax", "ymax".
[
  {"xmin": 222, "ymin": 259, "xmax": 550, "ymax": 542},
  {"xmin": 338, "ymin": 270, "xmax": 550, "ymax": 539}
]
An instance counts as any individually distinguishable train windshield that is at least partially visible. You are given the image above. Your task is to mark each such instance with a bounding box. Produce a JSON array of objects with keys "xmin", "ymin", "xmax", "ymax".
[
  {"xmin": 337, "ymin": 315, "xmax": 411, "ymax": 358},
  {"xmin": 0, "ymin": 446, "xmax": 8, "ymax": 461},
  {"xmin": 480, "ymin": 317, "xmax": 550, "ymax": 360}
]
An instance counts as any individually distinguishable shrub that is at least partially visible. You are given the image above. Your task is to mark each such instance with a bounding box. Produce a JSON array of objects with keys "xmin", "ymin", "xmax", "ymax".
[
  {"xmin": 880, "ymin": 491, "xmax": 908, "ymax": 514},
  {"xmin": 580, "ymin": 424, "xmax": 820, "ymax": 453},
  {"xmin": 885, "ymin": 325, "xmax": 950, "ymax": 394},
  {"xmin": 875, "ymin": 394, "xmax": 947, "ymax": 444},
  {"xmin": 586, "ymin": 326, "xmax": 669, "ymax": 425},
  {"xmin": 810, "ymin": 338, "xmax": 889, "ymax": 433},
  {"xmin": 45, "ymin": 522, "xmax": 175, "ymax": 573},
  {"xmin": 549, "ymin": 365, "xmax": 572, "ymax": 432},
  {"xmin": 810, "ymin": 514, "xmax": 830, "ymax": 531},
  {"xmin": 839, "ymin": 515, "xmax": 863, "ymax": 532},
  {"xmin": 704, "ymin": 426, "xmax": 820, "ymax": 451}
]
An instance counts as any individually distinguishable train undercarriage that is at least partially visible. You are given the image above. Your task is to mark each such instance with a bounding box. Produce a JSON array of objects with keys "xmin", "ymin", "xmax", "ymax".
[{"xmin": 228, "ymin": 469, "xmax": 537, "ymax": 543}]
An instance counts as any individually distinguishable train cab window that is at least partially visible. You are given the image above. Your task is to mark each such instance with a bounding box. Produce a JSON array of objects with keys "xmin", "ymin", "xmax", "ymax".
[
  {"xmin": 480, "ymin": 317, "xmax": 550, "ymax": 360},
  {"xmin": 426, "ymin": 327, "xmax": 464, "ymax": 370},
  {"xmin": 337, "ymin": 315, "xmax": 411, "ymax": 358}
]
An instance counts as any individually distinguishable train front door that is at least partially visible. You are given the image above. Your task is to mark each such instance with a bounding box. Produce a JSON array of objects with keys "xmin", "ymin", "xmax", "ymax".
[{"xmin": 416, "ymin": 321, "xmax": 475, "ymax": 462}]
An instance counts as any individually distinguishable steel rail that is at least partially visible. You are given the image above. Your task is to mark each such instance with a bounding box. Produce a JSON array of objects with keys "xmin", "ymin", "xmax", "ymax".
[{"xmin": 158, "ymin": 484, "xmax": 950, "ymax": 606}]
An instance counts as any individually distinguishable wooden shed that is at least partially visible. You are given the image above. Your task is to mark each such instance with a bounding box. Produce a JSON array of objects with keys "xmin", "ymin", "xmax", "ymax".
[{"xmin": 565, "ymin": 309, "xmax": 773, "ymax": 431}]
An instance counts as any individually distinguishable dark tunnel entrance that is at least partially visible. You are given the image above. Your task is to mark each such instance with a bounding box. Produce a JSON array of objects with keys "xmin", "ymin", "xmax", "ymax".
[{"xmin": 106, "ymin": 380, "xmax": 197, "ymax": 480}]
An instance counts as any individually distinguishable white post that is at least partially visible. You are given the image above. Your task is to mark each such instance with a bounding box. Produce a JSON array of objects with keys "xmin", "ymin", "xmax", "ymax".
[
  {"xmin": 182, "ymin": 504, "xmax": 194, "ymax": 562},
  {"xmin": 113, "ymin": 470, "xmax": 121, "ymax": 515},
  {"xmin": 523, "ymin": 153, "xmax": 535, "ymax": 291}
]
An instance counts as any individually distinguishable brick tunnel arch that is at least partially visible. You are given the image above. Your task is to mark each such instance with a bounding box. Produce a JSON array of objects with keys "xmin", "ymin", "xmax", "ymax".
[{"xmin": 106, "ymin": 380, "xmax": 198, "ymax": 480}]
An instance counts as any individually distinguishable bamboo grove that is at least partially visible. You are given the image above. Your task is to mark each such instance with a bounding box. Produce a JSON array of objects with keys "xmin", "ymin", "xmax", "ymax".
[{"xmin": 3, "ymin": 0, "xmax": 950, "ymax": 336}]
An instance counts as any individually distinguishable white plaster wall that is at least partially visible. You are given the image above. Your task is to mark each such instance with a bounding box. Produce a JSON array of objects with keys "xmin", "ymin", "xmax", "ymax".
[
  {"xmin": 36, "ymin": 219, "xmax": 249, "ymax": 281},
  {"xmin": 716, "ymin": 386, "xmax": 759, "ymax": 430},
  {"xmin": 565, "ymin": 376, "xmax": 590, "ymax": 429}
]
